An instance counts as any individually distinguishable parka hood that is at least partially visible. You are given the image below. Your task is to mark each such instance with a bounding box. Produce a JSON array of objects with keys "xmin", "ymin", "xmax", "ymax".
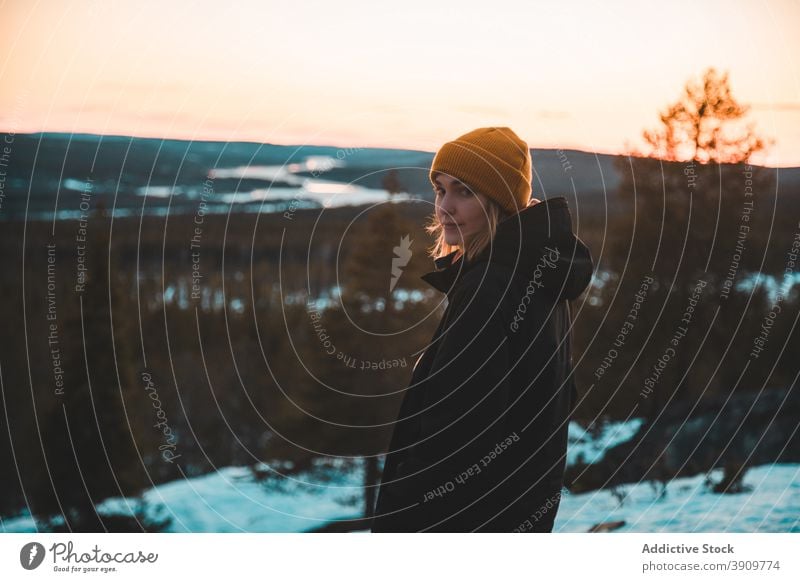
[{"xmin": 421, "ymin": 196, "xmax": 594, "ymax": 301}]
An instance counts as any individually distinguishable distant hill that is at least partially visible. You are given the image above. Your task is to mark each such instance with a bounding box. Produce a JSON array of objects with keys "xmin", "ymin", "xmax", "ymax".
[{"xmin": 0, "ymin": 131, "xmax": 797, "ymax": 220}]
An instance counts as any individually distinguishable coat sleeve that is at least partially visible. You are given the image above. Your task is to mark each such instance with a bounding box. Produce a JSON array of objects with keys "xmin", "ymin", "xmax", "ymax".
[{"xmin": 394, "ymin": 274, "xmax": 514, "ymax": 528}]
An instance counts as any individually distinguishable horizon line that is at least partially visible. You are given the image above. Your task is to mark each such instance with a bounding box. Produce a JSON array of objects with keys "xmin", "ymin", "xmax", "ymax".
[{"xmin": 1, "ymin": 127, "xmax": 796, "ymax": 169}]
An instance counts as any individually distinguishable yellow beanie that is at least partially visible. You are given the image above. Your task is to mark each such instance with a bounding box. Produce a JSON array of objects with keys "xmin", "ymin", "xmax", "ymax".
[{"xmin": 429, "ymin": 127, "xmax": 532, "ymax": 215}]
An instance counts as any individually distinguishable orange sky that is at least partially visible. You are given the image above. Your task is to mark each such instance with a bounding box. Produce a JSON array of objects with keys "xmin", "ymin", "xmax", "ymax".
[{"xmin": 1, "ymin": 0, "xmax": 799, "ymax": 166}]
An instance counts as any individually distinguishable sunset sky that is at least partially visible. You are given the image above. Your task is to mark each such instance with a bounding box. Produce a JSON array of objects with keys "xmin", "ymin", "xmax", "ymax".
[{"xmin": 1, "ymin": 0, "xmax": 799, "ymax": 166}]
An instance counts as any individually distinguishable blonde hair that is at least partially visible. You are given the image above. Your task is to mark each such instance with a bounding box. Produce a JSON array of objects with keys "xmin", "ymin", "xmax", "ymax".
[{"xmin": 425, "ymin": 171, "xmax": 512, "ymax": 263}]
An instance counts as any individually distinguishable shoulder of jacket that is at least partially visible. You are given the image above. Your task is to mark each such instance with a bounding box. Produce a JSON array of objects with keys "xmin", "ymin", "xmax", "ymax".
[
  {"xmin": 455, "ymin": 263, "xmax": 515, "ymax": 297},
  {"xmin": 448, "ymin": 264, "xmax": 516, "ymax": 322}
]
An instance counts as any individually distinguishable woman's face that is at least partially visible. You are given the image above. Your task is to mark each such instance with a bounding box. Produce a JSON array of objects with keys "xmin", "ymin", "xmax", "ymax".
[{"xmin": 433, "ymin": 173, "xmax": 491, "ymax": 247}]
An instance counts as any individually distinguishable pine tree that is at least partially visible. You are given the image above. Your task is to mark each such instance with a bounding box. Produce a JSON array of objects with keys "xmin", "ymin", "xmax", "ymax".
[{"xmin": 640, "ymin": 67, "xmax": 770, "ymax": 164}]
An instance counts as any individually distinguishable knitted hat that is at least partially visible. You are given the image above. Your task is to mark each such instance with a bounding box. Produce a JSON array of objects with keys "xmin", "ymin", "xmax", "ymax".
[{"xmin": 429, "ymin": 127, "xmax": 532, "ymax": 215}]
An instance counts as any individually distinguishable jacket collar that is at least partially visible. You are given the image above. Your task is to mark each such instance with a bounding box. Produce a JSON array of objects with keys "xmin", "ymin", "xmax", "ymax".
[
  {"xmin": 420, "ymin": 196, "xmax": 593, "ymax": 300},
  {"xmin": 420, "ymin": 250, "xmax": 467, "ymax": 296}
]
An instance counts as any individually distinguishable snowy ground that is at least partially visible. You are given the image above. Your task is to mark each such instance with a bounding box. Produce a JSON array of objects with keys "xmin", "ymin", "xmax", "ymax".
[
  {"xmin": 3, "ymin": 419, "xmax": 798, "ymax": 533},
  {"xmin": 553, "ymin": 463, "xmax": 800, "ymax": 533},
  {"xmin": 0, "ymin": 462, "xmax": 365, "ymax": 534},
  {"xmin": 566, "ymin": 418, "xmax": 646, "ymax": 466}
]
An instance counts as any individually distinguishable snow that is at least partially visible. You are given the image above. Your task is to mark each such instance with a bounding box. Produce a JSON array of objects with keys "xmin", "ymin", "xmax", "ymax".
[
  {"xmin": 554, "ymin": 463, "xmax": 800, "ymax": 533},
  {"xmin": 2, "ymin": 417, "xmax": 797, "ymax": 533},
  {"xmin": 567, "ymin": 418, "xmax": 646, "ymax": 466},
  {"xmin": 1, "ymin": 463, "xmax": 366, "ymax": 534}
]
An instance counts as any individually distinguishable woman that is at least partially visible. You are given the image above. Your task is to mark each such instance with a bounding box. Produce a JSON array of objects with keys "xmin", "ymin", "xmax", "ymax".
[{"xmin": 370, "ymin": 127, "xmax": 594, "ymax": 532}]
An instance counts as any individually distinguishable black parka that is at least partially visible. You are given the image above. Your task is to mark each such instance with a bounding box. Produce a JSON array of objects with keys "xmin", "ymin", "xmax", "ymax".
[{"xmin": 371, "ymin": 196, "xmax": 594, "ymax": 532}]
